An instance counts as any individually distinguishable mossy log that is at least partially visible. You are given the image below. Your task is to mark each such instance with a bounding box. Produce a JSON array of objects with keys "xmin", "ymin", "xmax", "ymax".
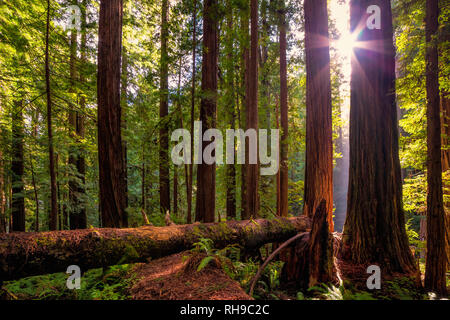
[{"xmin": 0, "ymin": 216, "xmax": 310, "ymax": 281}]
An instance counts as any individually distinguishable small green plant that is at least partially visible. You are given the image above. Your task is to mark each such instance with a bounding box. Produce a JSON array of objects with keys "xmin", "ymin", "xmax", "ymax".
[{"xmin": 189, "ymin": 237, "xmax": 239, "ymax": 273}]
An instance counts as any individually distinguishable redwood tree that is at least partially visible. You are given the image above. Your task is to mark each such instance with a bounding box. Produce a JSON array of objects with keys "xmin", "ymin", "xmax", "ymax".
[
  {"xmin": 279, "ymin": 0, "xmax": 288, "ymax": 217},
  {"xmin": 303, "ymin": 0, "xmax": 333, "ymax": 229},
  {"xmin": 195, "ymin": 0, "xmax": 218, "ymax": 223},
  {"xmin": 424, "ymin": 0, "xmax": 447, "ymax": 295},
  {"xmin": 97, "ymin": 0, "xmax": 127, "ymax": 228},
  {"xmin": 343, "ymin": 0, "xmax": 416, "ymax": 274},
  {"xmin": 45, "ymin": 0, "xmax": 58, "ymax": 231},
  {"xmin": 225, "ymin": 0, "xmax": 236, "ymax": 220},
  {"xmin": 244, "ymin": 0, "xmax": 259, "ymax": 219},
  {"xmin": 187, "ymin": 0, "xmax": 197, "ymax": 224},
  {"xmin": 74, "ymin": 0, "xmax": 88, "ymax": 230},
  {"xmin": 159, "ymin": 0, "xmax": 171, "ymax": 215}
]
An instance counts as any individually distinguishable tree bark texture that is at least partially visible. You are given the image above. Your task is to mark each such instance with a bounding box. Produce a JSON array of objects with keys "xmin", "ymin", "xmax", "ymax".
[
  {"xmin": 303, "ymin": 0, "xmax": 334, "ymax": 230},
  {"xmin": 424, "ymin": 0, "xmax": 447, "ymax": 295},
  {"xmin": 343, "ymin": 0, "xmax": 416, "ymax": 275},
  {"xmin": 97, "ymin": 0, "xmax": 127, "ymax": 228},
  {"xmin": 159, "ymin": 0, "xmax": 171, "ymax": 215},
  {"xmin": 195, "ymin": 0, "xmax": 218, "ymax": 223}
]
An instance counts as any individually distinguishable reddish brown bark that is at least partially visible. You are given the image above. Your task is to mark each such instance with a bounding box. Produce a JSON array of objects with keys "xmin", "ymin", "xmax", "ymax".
[
  {"xmin": 343, "ymin": 0, "xmax": 416, "ymax": 275},
  {"xmin": 195, "ymin": 0, "xmax": 218, "ymax": 223},
  {"xmin": 308, "ymin": 200, "xmax": 336, "ymax": 287},
  {"xmin": 439, "ymin": 24, "xmax": 450, "ymax": 271},
  {"xmin": 425, "ymin": 0, "xmax": 447, "ymax": 295},
  {"xmin": 75, "ymin": 0, "xmax": 88, "ymax": 230},
  {"xmin": 279, "ymin": 0, "xmax": 289, "ymax": 218},
  {"xmin": 442, "ymin": 93, "xmax": 450, "ymax": 269},
  {"xmin": 275, "ymin": 99, "xmax": 281, "ymax": 216},
  {"xmin": 303, "ymin": 0, "xmax": 333, "ymax": 230},
  {"xmin": 240, "ymin": 4, "xmax": 250, "ymax": 219},
  {"xmin": 187, "ymin": 0, "xmax": 197, "ymax": 225},
  {"xmin": 159, "ymin": 0, "xmax": 171, "ymax": 215},
  {"xmin": 245, "ymin": 0, "xmax": 259, "ymax": 219},
  {"xmin": 97, "ymin": 0, "xmax": 127, "ymax": 228},
  {"xmin": 45, "ymin": 0, "xmax": 58, "ymax": 231}
]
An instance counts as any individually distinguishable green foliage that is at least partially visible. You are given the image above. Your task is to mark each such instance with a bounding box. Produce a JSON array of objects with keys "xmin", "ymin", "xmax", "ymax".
[{"xmin": 3, "ymin": 264, "xmax": 137, "ymax": 300}]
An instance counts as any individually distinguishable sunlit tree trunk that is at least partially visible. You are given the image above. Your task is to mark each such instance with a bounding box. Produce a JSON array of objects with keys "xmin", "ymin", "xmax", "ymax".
[
  {"xmin": 343, "ymin": 0, "xmax": 416, "ymax": 275},
  {"xmin": 97, "ymin": 0, "xmax": 127, "ymax": 228},
  {"xmin": 425, "ymin": 0, "xmax": 447, "ymax": 295},
  {"xmin": 303, "ymin": 0, "xmax": 333, "ymax": 228}
]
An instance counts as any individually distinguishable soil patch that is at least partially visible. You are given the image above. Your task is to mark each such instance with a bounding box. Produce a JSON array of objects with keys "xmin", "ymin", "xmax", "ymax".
[{"xmin": 129, "ymin": 252, "xmax": 252, "ymax": 300}]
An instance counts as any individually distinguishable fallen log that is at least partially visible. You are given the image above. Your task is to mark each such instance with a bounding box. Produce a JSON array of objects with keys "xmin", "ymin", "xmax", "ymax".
[{"xmin": 0, "ymin": 216, "xmax": 310, "ymax": 281}]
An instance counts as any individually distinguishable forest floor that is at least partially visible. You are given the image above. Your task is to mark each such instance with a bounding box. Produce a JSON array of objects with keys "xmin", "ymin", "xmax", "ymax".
[
  {"xmin": 129, "ymin": 252, "xmax": 252, "ymax": 300},
  {"xmin": 1, "ymin": 241, "xmax": 448, "ymax": 300}
]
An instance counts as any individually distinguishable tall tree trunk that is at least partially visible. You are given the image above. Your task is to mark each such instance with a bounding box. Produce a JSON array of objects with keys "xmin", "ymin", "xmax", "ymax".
[
  {"xmin": 0, "ymin": 93, "xmax": 5, "ymax": 233},
  {"xmin": 187, "ymin": 0, "xmax": 197, "ymax": 225},
  {"xmin": 31, "ymin": 109, "xmax": 40, "ymax": 232},
  {"xmin": 239, "ymin": 3, "xmax": 250, "ymax": 219},
  {"xmin": 343, "ymin": 0, "xmax": 416, "ymax": 275},
  {"xmin": 75, "ymin": 0, "xmax": 87, "ymax": 230},
  {"xmin": 121, "ymin": 48, "xmax": 129, "ymax": 211},
  {"xmin": 303, "ymin": 0, "xmax": 333, "ymax": 229},
  {"xmin": 279, "ymin": 0, "xmax": 289, "ymax": 218},
  {"xmin": 55, "ymin": 153, "xmax": 62, "ymax": 230},
  {"xmin": 225, "ymin": 0, "xmax": 236, "ymax": 220},
  {"xmin": 11, "ymin": 100, "xmax": 25, "ymax": 232},
  {"xmin": 68, "ymin": 21, "xmax": 79, "ymax": 230},
  {"xmin": 438, "ymin": 15, "xmax": 450, "ymax": 272},
  {"xmin": 275, "ymin": 99, "xmax": 281, "ymax": 216},
  {"xmin": 0, "ymin": 124, "xmax": 6, "ymax": 233},
  {"xmin": 45, "ymin": 0, "xmax": 58, "ymax": 231},
  {"xmin": 30, "ymin": 156, "xmax": 39, "ymax": 232},
  {"xmin": 141, "ymin": 144, "xmax": 146, "ymax": 215},
  {"xmin": 195, "ymin": 0, "xmax": 218, "ymax": 223},
  {"xmin": 97, "ymin": 0, "xmax": 127, "ymax": 228},
  {"xmin": 442, "ymin": 92, "xmax": 450, "ymax": 270},
  {"xmin": 424, "ymin": 0, "xmax": 447, "ymax": 295},
  {"xmin": 175, "ymin": 55, "xmax": 185, "ymax": 218},
  {"xmin": 245, "ymin": 0, "xmax": 259, "ymax": 219},
  {"xmin": 159, "ymin": 0, "xmax": 171, "ymax": 215}
]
